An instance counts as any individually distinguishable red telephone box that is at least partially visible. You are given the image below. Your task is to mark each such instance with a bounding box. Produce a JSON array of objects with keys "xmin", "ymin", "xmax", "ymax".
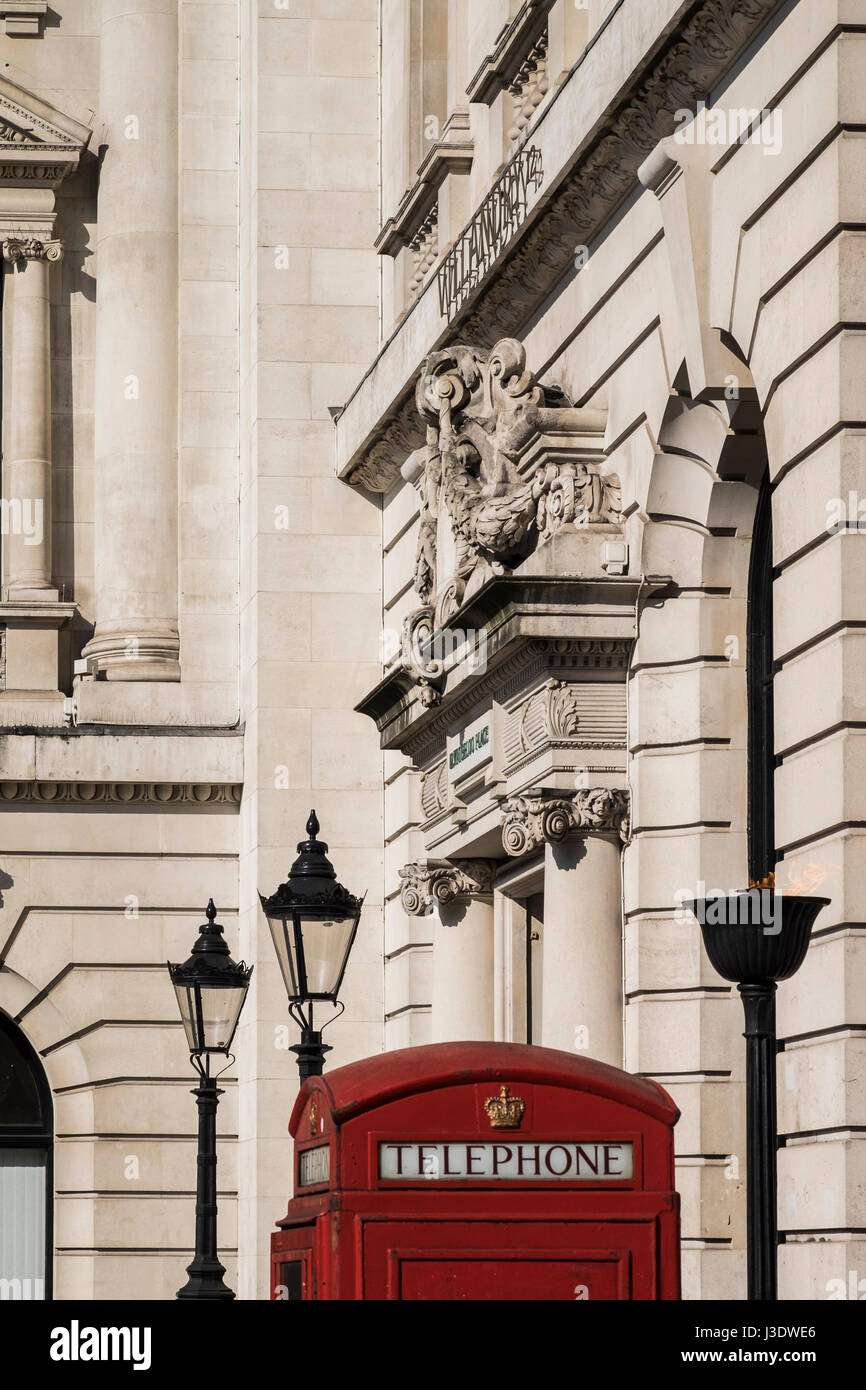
[{"xmin": 270, "ymin": 1041, "xmax": 680, "ymax": 1301}]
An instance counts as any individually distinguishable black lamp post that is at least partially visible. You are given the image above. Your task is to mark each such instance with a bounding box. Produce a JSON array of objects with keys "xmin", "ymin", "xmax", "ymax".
[
  {"xmin": 168, "ymin": 900, "xmax": 252, "ymax": 1301},
  {"xmin": 685, "ymin": 890, "xmax": 828, "ymax": 1300},
  {"xmin": 260, "ymin": 810, "xmax": 364, "ymax": 1080}
]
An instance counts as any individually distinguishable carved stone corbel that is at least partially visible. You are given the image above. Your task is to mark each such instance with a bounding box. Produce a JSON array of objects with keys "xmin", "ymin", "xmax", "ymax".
[
  {"xmin": 398, "ymin": 859, "xmax": 497, "ymax": 915},
  {"xmin": 500, "ymin": 788, "xmax": 630, "ymax": 856},
  {"xmin": 398, "ymin": 606, "xmax": 444, "ymax": 707},
  {"xmin": 410, "ymin": 336, "xmax": 619, "ymax": 619}
]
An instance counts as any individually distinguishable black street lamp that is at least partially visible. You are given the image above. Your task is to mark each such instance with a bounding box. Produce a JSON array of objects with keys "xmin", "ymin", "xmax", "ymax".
[
  {"xmin": 686, "ymin": 890, "xmax": 828, "ymax": 1300},
  {"xmin": 260, "ymin": 810, "xmax": 364, "ymax": 1080},
  {"xmin": 168, "ymin": 900, "xmax": 252, "ymax": 1301}
]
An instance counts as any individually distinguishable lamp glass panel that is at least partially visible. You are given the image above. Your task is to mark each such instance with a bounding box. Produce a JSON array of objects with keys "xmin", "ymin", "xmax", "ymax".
[
  {"xmin": 172, "ymin": 982, "xmax": 202, "ymax": 1053},
  {"xmin": 197, "ymin": 983, "xmax": 247, "ymax": 1052},
  {"xmin": 268, "ymin": 913, "xmax": 302, "ymax": 999},
  {"xmin": 299, "ymin": 914, "xmax": 356, "ymax": 998}
]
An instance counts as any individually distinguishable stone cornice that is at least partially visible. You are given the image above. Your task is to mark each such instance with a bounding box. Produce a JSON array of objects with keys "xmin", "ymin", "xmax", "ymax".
[
  {"xmin": 0, "ymin": 4, "xmax": 48, "ymax": 37},
  {"xmin": 339, "ymin": 0, "xmax": 785, "ymax": 494},
  {"xmin": 466, "ymin": 0, "xmax": 555, "ymax": 105},
  {"xmin": 376, "ymin": 109, "xmax": 474, "ymax": 258},
  {"xmin": 398, "ymin": 858, "xmax": 496, "ymax": 914},
  {"xmin": 357, "ymin": 575, "xmax": 641, "ymax": 755}
]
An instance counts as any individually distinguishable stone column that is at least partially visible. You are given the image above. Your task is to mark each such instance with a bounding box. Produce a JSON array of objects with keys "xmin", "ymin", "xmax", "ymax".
[
  {"xmin": 1, "ymin": 234, "xmax": 61, "ymax": 599},
  {"xmin": 83, "ymin": 0, "xmax": 180, "ymax": 680},
  {"xmin": 501, "ymin": 790, "xmax": 628, "ymax": 1067},
  {"xmin": 400, "ymin": 858, "xmax": 496, "ymax": 1041}
]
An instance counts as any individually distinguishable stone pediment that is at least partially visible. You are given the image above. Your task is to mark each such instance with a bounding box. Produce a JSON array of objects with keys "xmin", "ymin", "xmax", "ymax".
[{"xmin": 0, "ymin": 74, "xmax": 91, "ymax": 185}]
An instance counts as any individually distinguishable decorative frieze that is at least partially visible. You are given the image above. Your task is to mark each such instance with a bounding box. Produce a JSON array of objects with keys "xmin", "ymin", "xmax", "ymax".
[
  {"xmin": 500, "ymin": 788, "xmax": 629, "ymax": 856},
  {"xmin": 398, "ymin": 858, "xmax": 496, "ymax": 915},
  {"xmin": 0, "ymin": 781, "xmax": 243, "ymax": 804},
  {"xmin": 504, "ymin": 678, "xmax": 627, "ymax": 768}
]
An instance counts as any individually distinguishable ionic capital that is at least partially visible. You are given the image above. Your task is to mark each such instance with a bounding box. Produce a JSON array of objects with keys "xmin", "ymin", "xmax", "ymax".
[
  {"xmin": 2, "ymin": 236, "xmax": 63, "ymax": 263},
  {"xmin": 398, "ymin": 858, "xmax": 496, "ymax": 915},
  {"xmin": 500, "ymin": 789, "xmax": 630, "ymax": 856}
]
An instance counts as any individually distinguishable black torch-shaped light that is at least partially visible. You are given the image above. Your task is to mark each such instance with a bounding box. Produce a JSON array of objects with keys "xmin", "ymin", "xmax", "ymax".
[{"xmin": 685, "ymin": 889, "xmax": 828, "ymax": 1300}]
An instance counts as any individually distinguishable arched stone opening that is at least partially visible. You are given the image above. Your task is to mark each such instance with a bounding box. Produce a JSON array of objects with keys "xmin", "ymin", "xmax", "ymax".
[{"xmin": 0, "ymin": 1009, "xmax": 53, "ymax": 1300}]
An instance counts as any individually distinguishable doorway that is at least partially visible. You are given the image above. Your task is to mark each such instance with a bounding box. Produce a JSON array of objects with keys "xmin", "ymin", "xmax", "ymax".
[{"xmin": 0, "ymin": 1012, "xmax": 52, "ymax": 1300}]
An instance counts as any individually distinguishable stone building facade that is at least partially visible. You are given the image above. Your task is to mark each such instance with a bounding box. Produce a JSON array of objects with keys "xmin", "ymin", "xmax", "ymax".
[{"xmin": 0, "ymin": 0, "xmax": 862, "ymax": 1303}]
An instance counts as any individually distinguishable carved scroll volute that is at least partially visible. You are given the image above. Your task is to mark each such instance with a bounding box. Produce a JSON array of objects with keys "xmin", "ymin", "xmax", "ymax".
[
  {"xmin": 416, "ymin": 344, "xmax": 485, "ymax": 451},
  {"xmin": 487, "ymin": 338, "xmax": 544, "ymax": 438}
]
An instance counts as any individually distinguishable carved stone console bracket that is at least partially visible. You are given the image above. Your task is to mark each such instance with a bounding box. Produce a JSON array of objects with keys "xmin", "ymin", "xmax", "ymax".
[
  {"xmin": 500, "ymin": 788, "xmax": 630, "ymax": 856},
  {"xmin": 398, "ymin": 858, "xmax": 497, "ymax": 915},
  {"xmin": 407, "ymin": 336, "xmax": 619, "ymax": 623},
  {"xmin": 396, "ymin": 606, "xmax": 446, "ymax": 708}
]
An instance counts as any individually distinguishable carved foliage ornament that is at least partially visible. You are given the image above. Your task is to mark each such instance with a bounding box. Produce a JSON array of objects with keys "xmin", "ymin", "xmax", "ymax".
[
  {"xmin": 398, "ymin": 859, "xmax": 496, "ymax": 915},
  {"xmin": 420, "ymin": 760, "xmax": 449, "ymax": 818},
  {"xmin": 519, "ymin": 678, "xmax": 582, "ymax": 752},
  {"xmin": 500, "ymin": 789, "xmax": 630, "ymax": 856}
]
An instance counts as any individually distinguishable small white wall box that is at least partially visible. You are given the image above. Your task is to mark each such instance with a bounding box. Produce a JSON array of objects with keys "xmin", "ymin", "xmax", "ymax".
[{"xmin": 602, "ymin": 542, "xmax": 628, "ymax": 575}]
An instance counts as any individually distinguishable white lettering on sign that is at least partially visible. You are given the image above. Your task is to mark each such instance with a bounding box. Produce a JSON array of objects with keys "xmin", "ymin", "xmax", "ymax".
[
  {"xmin": 377, "ymin": 1141, "xmax": 633, "ymax": 1181},
  {"xmin": 447, "ymin": 713, "xmax": 493, "ymax": 786},
  {"xmin": 298, "ymin": 1145, "xmax": 330, "ymax": 1187}
]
